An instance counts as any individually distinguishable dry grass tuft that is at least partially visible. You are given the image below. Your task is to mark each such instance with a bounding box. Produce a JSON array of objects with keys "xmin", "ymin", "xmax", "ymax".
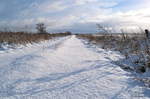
[{"xmin": 0, "ymin": 32, "xmax": 71, "ymax": 45}]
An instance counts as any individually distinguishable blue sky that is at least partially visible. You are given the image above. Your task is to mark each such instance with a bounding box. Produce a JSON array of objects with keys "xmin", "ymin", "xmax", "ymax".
[{"xmin": 0, "ymin": 0, "xmax": 150, "ymax": 33}]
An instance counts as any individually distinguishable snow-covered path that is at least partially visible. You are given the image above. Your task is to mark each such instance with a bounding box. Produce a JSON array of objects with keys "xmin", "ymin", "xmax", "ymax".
[{"xmin": 0, "ymin": 36, "xmax": 149, "ymax": 99}]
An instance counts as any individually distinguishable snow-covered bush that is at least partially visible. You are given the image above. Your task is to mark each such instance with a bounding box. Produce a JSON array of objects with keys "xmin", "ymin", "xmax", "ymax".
[{"xmin": 77, "ymin": 33, "xmax": 150, "ymax": 74}]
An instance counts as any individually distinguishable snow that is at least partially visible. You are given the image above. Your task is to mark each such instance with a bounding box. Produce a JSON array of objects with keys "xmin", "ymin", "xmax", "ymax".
[{"xmin": 0, "ymin": 35, "xmax": 149, "ymax": 99}]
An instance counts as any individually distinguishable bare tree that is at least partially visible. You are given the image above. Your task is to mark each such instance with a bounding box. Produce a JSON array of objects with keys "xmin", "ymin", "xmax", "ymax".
[
  {"xmin": 36, "ymin": 23, "xmax": 47, "ymax": 33},
  {"xmin": 96, "ymin": 24, "xmax": 109, "ymax": 34}
]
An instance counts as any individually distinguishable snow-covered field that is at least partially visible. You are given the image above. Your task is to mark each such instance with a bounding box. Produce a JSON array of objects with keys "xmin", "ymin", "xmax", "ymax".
[{"xmin": 0, "ymin": 35, "xmax": 149, "ymax": 99}]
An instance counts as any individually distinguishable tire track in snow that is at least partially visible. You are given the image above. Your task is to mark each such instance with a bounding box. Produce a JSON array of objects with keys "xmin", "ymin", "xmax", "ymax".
[{"xmin": 0, "ymin": 37, "xmax": 71, "ymax": 97}]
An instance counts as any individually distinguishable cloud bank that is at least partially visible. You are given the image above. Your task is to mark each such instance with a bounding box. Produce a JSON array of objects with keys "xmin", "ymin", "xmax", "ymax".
[{"xmin": 0, "ymin": 0, "xmax": 150, "ymax": 33}]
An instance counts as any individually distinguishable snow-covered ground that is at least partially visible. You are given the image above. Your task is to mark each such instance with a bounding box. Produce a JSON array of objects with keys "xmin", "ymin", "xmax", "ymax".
[{"xmin": 0, "ymin": 35, "xmax": 149, "ymax": 99}]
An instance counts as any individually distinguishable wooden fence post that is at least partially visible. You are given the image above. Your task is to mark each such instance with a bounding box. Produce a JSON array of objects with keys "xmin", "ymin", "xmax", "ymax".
[
  {"xmin": 145, "ymin": 29, "xmax": 149, "ymax": 39},
  {"xmin": 145, "ymin": 29, "xmax": 150, "ymax": 56}
]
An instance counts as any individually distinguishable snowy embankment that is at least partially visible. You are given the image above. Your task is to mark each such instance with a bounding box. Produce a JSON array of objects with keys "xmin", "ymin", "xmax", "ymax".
[{"xmin": 0, "ymin": 35, "xmax": 149, "ymax": 99}]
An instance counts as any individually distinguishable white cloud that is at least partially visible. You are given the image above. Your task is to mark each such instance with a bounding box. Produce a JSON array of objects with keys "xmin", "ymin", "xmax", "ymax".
[
  {"xmin": 1, "ymin": 0, "xmax": 150, "ymax": 33},
  {"xmin": 40, "ymin": 1, "xmax": 69, "ymax": 13},
  {"xmin": 75, "ymin": 0, "xmax": 98, "ymax": 5},
  {"xmin": 74, "ymin": 0, "xmax": 119, "ymax": 8},
  {"xmin": 19, "ymin": 1, "xmax": 69, "ymax": 17}
]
